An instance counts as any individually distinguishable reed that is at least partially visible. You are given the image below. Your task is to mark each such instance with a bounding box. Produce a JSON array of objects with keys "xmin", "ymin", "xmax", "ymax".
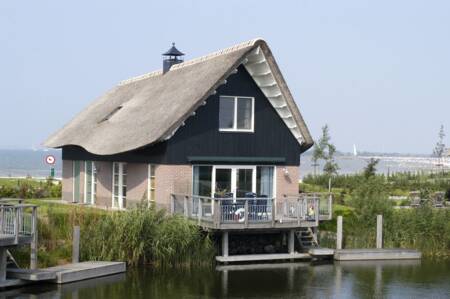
[{"xmin": 11, "ymin": 201, "xmax": 214, "ymax": 268}]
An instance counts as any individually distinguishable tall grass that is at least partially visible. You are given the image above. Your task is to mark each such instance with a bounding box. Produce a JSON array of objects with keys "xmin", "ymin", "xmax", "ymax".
[
  {"xmin": 13, "ymin": 201, "xmax": 214, "ymax": 268},
  {"xmin": 319, "ymin": 177, "xmax": 450, "ymax": 258}
]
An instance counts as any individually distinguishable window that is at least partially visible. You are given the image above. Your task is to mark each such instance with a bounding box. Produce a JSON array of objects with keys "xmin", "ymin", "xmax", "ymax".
[
  {"xmin": 147, "ymin": 164, "xmax": 156, "ymax": 203},
  {"xmin": 84, "ymin": 161, "xmax": 97, "ymax": 204},
  {"xmin": 219, "ymin": 96, "xmax": 254, "ymax": 132},
  {"xmin": 100, "ymin": 106, "xmax": 122, "ymax": 123},
  {"xmin": 193, "ymin": 166, "xmax": 212, "ymax": 197},
  {"xmin": 256, "ymin": 166, "xmax": 274, "ymax": 198},
  {"xmin": 112, "ymin": 162, "xmax": 127, "ymax": 209}
]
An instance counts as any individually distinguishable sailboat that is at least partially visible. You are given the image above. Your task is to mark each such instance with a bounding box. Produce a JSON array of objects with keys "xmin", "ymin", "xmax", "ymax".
[{"xmin": 353, "ymin": 144, "xmax": 358, "ymax": 157}]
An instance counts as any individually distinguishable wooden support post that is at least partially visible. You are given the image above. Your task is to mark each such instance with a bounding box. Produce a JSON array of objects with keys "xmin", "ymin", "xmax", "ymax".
[
  {"xmin": 197, "ymin": 198, "xmax": 202, "ymax": 225},
  {"xmin": 271, "ymin": 198, "xmax": 275, "ymax": 227},
  {"xmin": 376, "ymin": 215, "xmax": 383, "ymax": 249},
  {"xmin": 0, "ymin": 249, "xmax": 6, "ymax": 282},
  {"xmin": 288, "ymin": 229, "xmax": 295, "ymax": 254},
  {"xmin": 328, "ymin": 193, "xmax": 333, "ymax": 220},
  {"xmin": 315, "ymin": 198, "xmax": 319, "ymax": 226},
  {"xmin": 183, "ymin": 196, "xmax": 188, "ymax": 218},
  {"xmin": 222, "ymin": 231, "xmax": 229, "ymax": 257},
  {"xmin": 72, "ymin": 226, "xmax": 80, "ymax": 264},
  {"xmin": 170, "ymin": 195, "xmax": 175, "ymax": 215},
  {"xmin": 0, "ymin": 208, "xmax": 4, "ymax": 233},
  {"xmin": 244, "ymin": 200, "xmax": 249, "ymax": 228},
  {"xmin": 337, "ymin": 216, "xmax": 343, "ymax": 250},
  {"xmin": 213, "ymin": 199, "xmax": 220, "ymax": 228},
  {"xmin": 30, "ymin": 207, "xmax": 38, "ymax": 270},
  {"xmin": 297, "ymin": 200, "xmax": 301, "ymax": 225},
  {"xmin": 14, "ymin": 208, "xmax": 20, "ymax": 244}
]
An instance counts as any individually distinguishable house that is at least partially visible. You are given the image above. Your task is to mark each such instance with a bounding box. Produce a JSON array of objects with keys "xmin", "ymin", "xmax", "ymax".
[{"xmin": 45, "ymin": 39, "xmax": 332, "ymax": 261}]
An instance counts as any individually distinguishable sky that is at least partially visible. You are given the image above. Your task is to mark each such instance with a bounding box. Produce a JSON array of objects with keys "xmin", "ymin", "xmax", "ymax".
[{"xmin": 0, "ymin": 0, "xmax": 449, "ymax": 154}]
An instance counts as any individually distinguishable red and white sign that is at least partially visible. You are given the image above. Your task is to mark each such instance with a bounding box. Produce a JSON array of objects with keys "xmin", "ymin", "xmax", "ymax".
[{"xmin": 45, "ymin": 155, "xmax": 56, "ymax": 165}]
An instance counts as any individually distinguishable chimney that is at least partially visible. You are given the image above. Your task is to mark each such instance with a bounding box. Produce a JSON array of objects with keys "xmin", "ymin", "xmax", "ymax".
[{"xmin": 162, "ymin": 42, "xmax": 184, "ymax": 73}]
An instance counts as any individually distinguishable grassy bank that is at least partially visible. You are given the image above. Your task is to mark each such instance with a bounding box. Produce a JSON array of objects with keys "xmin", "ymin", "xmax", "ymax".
[
  {"xmin": 317, "ymin": 175, "xmax": 450, "ymax": 258},
  {"xmin": 12, "ymin": 200, "xmax": 214, "ymax": 268},
  {"xmin": 0, "ymin": 178, "xmax": 61, "ymax": 199}
]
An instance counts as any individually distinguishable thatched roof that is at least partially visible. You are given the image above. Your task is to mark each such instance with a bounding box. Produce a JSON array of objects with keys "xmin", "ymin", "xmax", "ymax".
[{"xmin": 44, "ymin": 38, "xmax": 313, "ymax": 155}]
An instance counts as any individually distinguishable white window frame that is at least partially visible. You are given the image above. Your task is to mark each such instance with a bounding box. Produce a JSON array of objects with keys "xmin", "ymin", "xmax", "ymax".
[
  {"xmin": 219, "ymin": 96, "xmax": 255, "ymax": 133},
  {"xmin": 212, "ymin": 165, "xmax": 257, "ymax": 199},
  {"xmin": 147, "ymin": 164, "xmax": 156, "ymax": 204},
  {"xmin": 84, "ymin": 161, "xmax": 96, "ymax": 205},
  {"xmin": 112, "ymin": 162, "xmax": 127, "ymax": 209},
  {"xmin": 191, "ymin": 164, "xmax": 277, "ymax": 215}
]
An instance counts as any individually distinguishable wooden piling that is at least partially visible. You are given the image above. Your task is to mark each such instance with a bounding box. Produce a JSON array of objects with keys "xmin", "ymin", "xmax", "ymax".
[
  {"xmin": 288, "ymin": 230, "xmax": 295, "ymax": 254},
  {"xmin": 222, "ymin": 232, "xmax": 229, "ymax": 258},
  {"xmin": 30, "ymin": 206, "xmax": 38, "ymax": 270},
  {"xmin": 376, "ymin": 215, "xmax": 383, "ymax": 249},
  {"xmin": 337, "ymin": 216, "xmax": 343, "ymax": 250},
  {"xmin": 72, "ymin": 226, "xmax": 80, "ymax": 264}
]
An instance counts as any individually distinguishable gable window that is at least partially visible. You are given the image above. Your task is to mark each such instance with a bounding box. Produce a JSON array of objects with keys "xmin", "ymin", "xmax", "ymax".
[
  {"xmin": 219, "ymin": 96, "xmax": 254, "ymax": 132},
  {"xmin": 112, "ymin": 162, "xmax": 127, "ymax": 209}
]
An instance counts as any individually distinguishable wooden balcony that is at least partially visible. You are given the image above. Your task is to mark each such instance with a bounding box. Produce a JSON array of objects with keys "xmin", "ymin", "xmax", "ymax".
[{"xmin": 170, "ymin": 193, "xmax": 332, "ymax": 231}]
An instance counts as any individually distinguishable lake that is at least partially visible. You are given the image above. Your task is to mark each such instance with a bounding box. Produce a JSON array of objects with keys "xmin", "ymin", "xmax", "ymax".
[
  {"xmin": 1, "ymin": 149, "xmax": 448, "ymax": 179},
  {"xmin": 9, "ymin": 259, "xmax": 450, "ymax": 298}
]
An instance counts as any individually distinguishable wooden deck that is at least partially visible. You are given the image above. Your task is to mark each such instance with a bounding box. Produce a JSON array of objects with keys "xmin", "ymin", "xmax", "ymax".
[
  {"xmin": 216, "ymin": 253, "xmax": 311, "ymax": 263},
  {"xmin": 334, "ymin": 249, "xmax": 421, "ymax": 261},
  {"xmin": 45, "ymin": 261, "xmax": 126, "ymax": 284},
  {"xmin": 171, "ymin": 193, "xmax": 333, "ymax": 230}
]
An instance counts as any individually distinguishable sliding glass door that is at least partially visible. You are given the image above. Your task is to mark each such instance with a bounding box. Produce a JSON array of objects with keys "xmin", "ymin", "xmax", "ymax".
[
  {"xmin": 212, "ymin": 166, "xmax": 256, "ymax": 199},
  {"xmin": 192, "ymin": 165, "xmax": 275, "ymax": 200}
]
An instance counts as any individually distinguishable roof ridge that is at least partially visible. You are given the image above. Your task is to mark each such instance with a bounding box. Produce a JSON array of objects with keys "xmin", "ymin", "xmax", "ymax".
[{"xmin": 118, "ymin": 38, "xmax": 262, "ymax": 86}]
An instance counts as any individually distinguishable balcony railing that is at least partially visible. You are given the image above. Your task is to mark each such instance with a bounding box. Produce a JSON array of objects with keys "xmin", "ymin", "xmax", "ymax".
[
  {"xmin": 170, "ymin": 193, "xmax": 332, "ymax": 229},
  {"xmin": 0, "ymin": 201, "xmax": 38, "ymax": 244}
]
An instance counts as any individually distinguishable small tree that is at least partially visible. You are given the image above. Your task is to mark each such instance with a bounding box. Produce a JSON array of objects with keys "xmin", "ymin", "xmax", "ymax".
[
  {"xmin": 318, "ymin": 125, "xmax": 339, "ymax": 177},
  {"xmin": 363, "ymin": 158, "xmax": 380, "ymax": 179},
  {"xmin": 433, "ymin": 125, "xmax": 446, "ymax": 163},
  {"xmin": 311, "ymin": 143, "xmax": 323, "ymax": 176}
]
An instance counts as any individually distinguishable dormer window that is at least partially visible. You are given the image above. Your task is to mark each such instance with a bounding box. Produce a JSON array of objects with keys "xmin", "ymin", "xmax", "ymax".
[{"xmin": 219, "ymin": 96, "xmax": 254, "ymax": 132}]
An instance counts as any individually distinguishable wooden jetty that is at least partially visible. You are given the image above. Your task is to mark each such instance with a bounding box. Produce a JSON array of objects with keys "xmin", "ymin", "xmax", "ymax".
[
  {"xmin": 6, "ymin": 261, "xmax": 126, "ymax": 284},
  {"xmin": 334, "ymin": 215, "xmax": 421, "ymax": 261},
  {"xmin": 0, "ymin": 199, "xmax": 126, "ymax": 289},
  {"xmin": 215, "ymin": 214, "xmax": 421, "ymax": 264},
  {"xmin": 334, "ymin": 249, "xmax": 421, "ymax": 261}
]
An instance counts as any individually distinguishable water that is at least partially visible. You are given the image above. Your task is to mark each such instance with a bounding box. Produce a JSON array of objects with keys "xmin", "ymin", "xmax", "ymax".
[
  {"xmin": 0, "ymin": 149, "xmax": 62, "ymax": 178},
  {"xmin": 1, "ymin": 149, "xmax": 448, "ymax": 179},
  {"xmin": 10, "ymin": 260, "xmax": 450, "ymax": 298}
]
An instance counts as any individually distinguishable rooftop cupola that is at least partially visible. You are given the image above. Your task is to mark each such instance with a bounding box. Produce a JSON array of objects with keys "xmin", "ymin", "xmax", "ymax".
[{"xmin": 162, "ymin": 42, "xmax": 185, "ymax": 73}]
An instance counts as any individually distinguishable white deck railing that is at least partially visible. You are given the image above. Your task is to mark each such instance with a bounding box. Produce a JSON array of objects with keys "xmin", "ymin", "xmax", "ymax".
[
  {"xmin": 0, "ymin": 202, "xmax": 37, "ymax": 244},
  {"xmin": 170, "ymin": 193, "xmax": 332, "ymax": 229}
]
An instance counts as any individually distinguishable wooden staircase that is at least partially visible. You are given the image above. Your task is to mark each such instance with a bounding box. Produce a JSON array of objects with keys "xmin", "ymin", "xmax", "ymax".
[{"xmin": 296, "ymin": 228, "xmax": 319, "ymax": 252}]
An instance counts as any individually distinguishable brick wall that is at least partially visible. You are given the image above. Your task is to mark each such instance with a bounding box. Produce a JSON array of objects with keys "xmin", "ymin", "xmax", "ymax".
[
  {"xmin": 94, "ymin": 161, "xmax": 113, "ymax": 208},
  {"xmin": 275, "ymin": 166, "xmax": 299, "ymax": 198},
  {"xmin": 62, "ymin": 162, "xmax": 298, "ymax": 209},
  {"xmin": 154, "ymin": 165, "xmax": 192, "ymax": 210},
  {"xmin": 126, "ymin": 163, "xmax": 148, "ymax": 208}
]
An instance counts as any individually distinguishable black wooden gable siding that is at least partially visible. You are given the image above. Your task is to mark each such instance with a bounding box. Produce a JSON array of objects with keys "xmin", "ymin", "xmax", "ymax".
[{"xmin": 63, "ymin": 65, "xmax": 303, "ymax": 165}]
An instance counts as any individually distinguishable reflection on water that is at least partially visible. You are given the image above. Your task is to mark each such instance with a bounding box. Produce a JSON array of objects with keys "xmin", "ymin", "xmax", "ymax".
[{"xmin": 4, "ymin": 260, "xmax": 450, "ymax": 298}]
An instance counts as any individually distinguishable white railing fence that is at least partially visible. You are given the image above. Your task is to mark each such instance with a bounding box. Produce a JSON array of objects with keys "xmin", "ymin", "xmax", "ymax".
[
  {"xmin": 0, "ymin": 204, "xmax": 37, "ymax": 242},
  {"xmin": 171, "ymin": 193, "xmax": 333, "ymax": 226}
]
